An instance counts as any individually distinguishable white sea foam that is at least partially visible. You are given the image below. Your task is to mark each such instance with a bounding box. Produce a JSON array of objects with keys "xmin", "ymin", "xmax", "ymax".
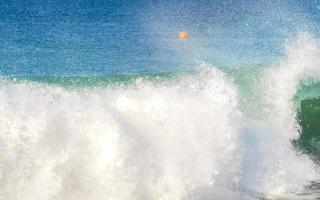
[
  {"xmin": 263, "ymin": 33, "xmax": 320, "ymax": 139},
  {"xmin": 0, "ymin": 67, "xmax": 243, "ymax": 199},
  {"xmin": 239, "ymin": 33, "xmax": 320, "ymax": 197},
  {"xmin": 1, "ymin": 34, "xmax": 320, "ymax": 199}
]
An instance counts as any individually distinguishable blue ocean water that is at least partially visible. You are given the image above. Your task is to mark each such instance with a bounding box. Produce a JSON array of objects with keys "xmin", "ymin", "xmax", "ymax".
[
  {"xmin": 0, "ymin": 0, "xmax": 319, "ymax": 76},
  {"xmin": 2, "ymin": 1, "xmax": 320, "ymax": 200}
]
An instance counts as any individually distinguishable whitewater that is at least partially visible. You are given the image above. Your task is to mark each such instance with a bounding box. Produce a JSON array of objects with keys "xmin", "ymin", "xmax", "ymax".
[{"xmin": 1, "ymin": 33, "xmax": 320, "ymax": 200}]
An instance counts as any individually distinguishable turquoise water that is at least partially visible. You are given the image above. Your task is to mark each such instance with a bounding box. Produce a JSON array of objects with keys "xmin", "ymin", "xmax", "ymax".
[{"xmin": 1, "ymin": 1, "xmax": 320, "ymax": 199}]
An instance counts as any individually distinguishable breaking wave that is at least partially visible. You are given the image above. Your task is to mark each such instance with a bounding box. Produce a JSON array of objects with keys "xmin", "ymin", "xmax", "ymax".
[{"xmin": 1, "ymin": 33, "xmax": 320, "ymax": 199}]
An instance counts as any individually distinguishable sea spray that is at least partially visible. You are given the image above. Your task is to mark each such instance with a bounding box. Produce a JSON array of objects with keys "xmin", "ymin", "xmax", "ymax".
[
  {"xmin": 1, "ymin": 34, "xmax": 320, "ymax": 199},
  {"xmin": 238, "ymin": 33, "xmax": 320, "ymax": 196},
  {"xmin": 263, "ymin": 33, "xmax": 320, "ymax": 139},
  {"xmin": 0, "ymin": 67, "xmax": 243, "ymax": 199}
]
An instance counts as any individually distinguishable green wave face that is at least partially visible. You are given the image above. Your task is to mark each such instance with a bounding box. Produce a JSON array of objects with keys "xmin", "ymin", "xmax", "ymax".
[
  {"xmin": 295, "ymin": 98, "xmax": 320, "ymax": 161},
  {"xmin": 226, "ymin": 67, "xmax": 320, "ymax": 162},
  {"xmin": 292, "ymin": 79, "xmax": 320, "ymax": 162}
]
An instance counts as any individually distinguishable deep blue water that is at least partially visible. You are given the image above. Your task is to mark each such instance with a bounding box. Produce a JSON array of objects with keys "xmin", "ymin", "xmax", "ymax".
[{"xmin": 0, "ymin": 0, "xmax": 319, "ymax": 76}]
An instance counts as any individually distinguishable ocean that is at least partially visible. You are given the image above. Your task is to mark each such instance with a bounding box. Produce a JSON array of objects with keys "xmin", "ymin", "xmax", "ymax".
[{"xmin": 1, "ymin": 0, "xmax": 320, "ymax": 199}]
